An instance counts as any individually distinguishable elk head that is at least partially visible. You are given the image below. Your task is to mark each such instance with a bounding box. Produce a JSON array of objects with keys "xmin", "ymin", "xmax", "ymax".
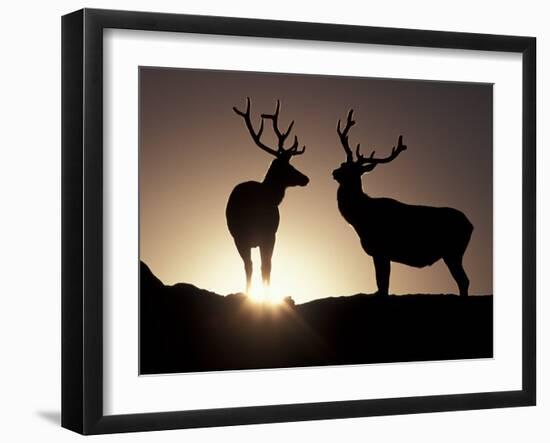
[
  {"xmin": 233, "ymin": 98, "xmax": 309, "ymax": 188},
  {"xmin": 332, "ymin": 109, "xmax": 407, "ymax": 186}
]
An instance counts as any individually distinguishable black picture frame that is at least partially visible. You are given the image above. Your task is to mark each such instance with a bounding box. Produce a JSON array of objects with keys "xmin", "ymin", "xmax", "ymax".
[{"xmin": 62, "ymin": 8, "xmax": 536, "ymax": 435}]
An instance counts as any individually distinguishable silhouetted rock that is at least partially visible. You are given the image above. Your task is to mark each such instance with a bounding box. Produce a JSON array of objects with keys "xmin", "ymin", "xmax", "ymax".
[
  {"xmin": 140, "ymin": 262, "xmax": 493, "ymax": 375},
  {"xmin": 140, "ymin": 261, "xmax": 164, "ymax": 292}
]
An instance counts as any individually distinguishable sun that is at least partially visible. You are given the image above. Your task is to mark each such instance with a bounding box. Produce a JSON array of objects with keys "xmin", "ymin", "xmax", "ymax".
[{"xmin": 247, "ymin": 278, "xmax": 287, "ymax": 306}]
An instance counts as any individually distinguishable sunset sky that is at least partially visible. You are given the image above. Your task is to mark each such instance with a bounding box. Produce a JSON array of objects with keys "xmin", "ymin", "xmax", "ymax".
[{"xmin": 139, "ymin": 67, "xmax": 492, "ymax": 303}]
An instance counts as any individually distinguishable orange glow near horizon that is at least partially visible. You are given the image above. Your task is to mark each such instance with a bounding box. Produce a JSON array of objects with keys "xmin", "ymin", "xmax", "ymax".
[{"xmin": 236, "ymin": 250, "xmax": 288, "ymax": 305}]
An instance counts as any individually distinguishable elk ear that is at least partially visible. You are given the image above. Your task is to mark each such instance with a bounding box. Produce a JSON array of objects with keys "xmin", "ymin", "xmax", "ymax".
[{"xmin": 361, "ymin": 163, "xmax": 377, "ymax": 173}]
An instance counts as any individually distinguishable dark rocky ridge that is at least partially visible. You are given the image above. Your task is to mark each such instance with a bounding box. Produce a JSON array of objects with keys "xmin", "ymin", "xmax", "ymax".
[{"xmin": 140, "ymin": 262, "xmax": 493, "ymax": 374}]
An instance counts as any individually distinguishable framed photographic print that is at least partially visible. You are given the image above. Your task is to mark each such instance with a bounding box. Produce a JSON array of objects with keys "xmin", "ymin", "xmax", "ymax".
[{"xmin": 62, "ymin": 8, "xmax": 536, "ymax": 435}]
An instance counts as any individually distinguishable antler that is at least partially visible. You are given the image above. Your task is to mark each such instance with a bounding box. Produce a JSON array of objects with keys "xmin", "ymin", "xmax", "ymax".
[
  {"xmin": 233, "ymin": 97, "xmax": 278, "ymax": 157},
  {"xmin": 355, "ymin": 135, "xmax": 407, "ymax": 166},
  {"xmin": 233, "ymin": 98, "xmax": 305, "ymax": 159},
  {"xmin": 336, "ymin": 109, "xmax": 357, "ymax": 163},
  {"xmin": 337, "ymin": 109, "xmax": 407, "ymax": 170}
]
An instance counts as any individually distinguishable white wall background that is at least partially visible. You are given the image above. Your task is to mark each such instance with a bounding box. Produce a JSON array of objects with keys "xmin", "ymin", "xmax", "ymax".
[{"xmin": 0, "ymin": 1, "xmax": 546, "ymax": 441}]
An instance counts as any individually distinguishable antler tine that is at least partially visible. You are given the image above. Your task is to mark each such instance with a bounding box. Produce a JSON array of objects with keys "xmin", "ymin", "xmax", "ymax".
[
  {"xmin": 336, "ymin": 109, "xmax": 356, "ymax": 162},
  {"xmin": 355, "ymin": 143, "xmax": 364, "ymax": 161},
  {"xmin": 357, "ymin": 135, "xmax": 407, "ymax": 165},
  {"xmin": 287, "ymin": 135, "xmax": 306, "ymax": 156},
  {"xmin": 233, "ymin": 97, "xmax": 279, "ymax": 157}
]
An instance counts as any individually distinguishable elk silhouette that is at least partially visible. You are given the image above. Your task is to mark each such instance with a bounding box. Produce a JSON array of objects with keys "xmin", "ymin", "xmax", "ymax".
[
  {"xmin": 226, "ymin": 98, "xmax": 309, "ymax": 294},
  {"xmin": 332, "ymin": 110, "xmax": 473, "ymax": 296}
]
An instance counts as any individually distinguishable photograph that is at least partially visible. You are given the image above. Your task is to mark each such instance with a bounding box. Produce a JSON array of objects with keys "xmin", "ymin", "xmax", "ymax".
[
  {"xmin": 138, "ymin": 67, "xmax": 494, "ymax": 375},
  {"xmin": 57, "ymin": 5, "xmax": 538, "ymax": 437}
]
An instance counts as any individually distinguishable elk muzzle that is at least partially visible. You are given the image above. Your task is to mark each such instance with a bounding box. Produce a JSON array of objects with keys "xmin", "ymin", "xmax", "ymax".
[{"xmin": 298, "ymin": 174, "xmax": 310, "ymax": 187}]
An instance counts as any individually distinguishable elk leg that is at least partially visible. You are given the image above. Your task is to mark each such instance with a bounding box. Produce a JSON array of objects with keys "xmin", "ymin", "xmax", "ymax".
[
  {"xmin": 235, "ymin": 241, "xmax": 252, "ymax": 294},
  {"xmin": 444, "ymin": 255, "xmax": 469, "ymax": 297},
  {"xmin": 373, "ymin": 256, "xmax": 390, "ymax": 296},
  {"xmin": 260, "ymin": 235, "xmax": 275, "ymax": 288}
]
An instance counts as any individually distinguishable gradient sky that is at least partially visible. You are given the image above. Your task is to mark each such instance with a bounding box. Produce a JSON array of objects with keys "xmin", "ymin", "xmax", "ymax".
[{"xmin": 139, "ymin": 67, "xmax": 492, "ymax": 303}]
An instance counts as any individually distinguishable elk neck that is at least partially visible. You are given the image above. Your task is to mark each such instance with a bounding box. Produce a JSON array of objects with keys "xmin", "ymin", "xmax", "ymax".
[
  {"xmin": 337, "ymin": 178, "xmax": 371, "ymax": 223},
  {"xmin": 261, "ymin": 169, "xmax": 288, "ymax": 206}
]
